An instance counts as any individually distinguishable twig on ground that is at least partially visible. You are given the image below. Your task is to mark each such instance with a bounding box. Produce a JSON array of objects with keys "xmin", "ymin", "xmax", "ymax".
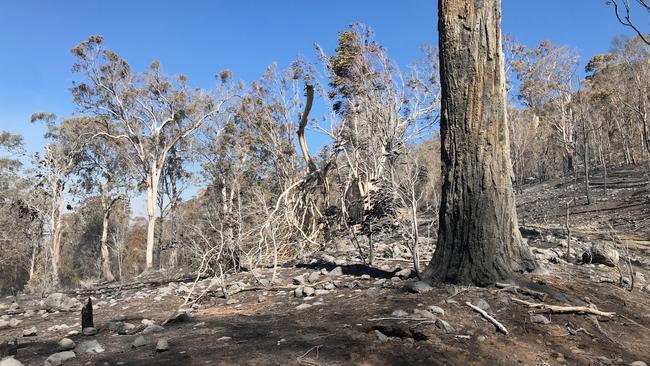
[{"xmin": 465, "ymin": 302, "xmax": 509, "ymax": 335}]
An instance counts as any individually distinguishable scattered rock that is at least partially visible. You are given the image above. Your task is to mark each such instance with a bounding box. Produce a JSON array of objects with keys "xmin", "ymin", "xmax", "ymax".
[
  {"xmin": 0, "ymin": 357, "xmax": 23, "ymax": 366},
  {"xmin": 405, "ymin": 281, "xmax": 433, "ymax": 294},
  {"xmin": 142, "ymin": 324, "xmax": 164, "ymax": 335},
  {"xmin": 413, "ymin": 309, "xmax": 437, "ymax": 320},
  {"xmin": 57, "ymin": 338, "xmax": 75, "ymax": 351},
  {"xmin": 391, "ymin": 309, "xmax": 409, "ymax": 317},
  {"xmin": 427, "ymin": 305, "xmax": 445, "ymax": 316},
  {"xmin": 374, "ymin": 330, "xmax": 389, "ymax": 342},
  {"xmin": 156, "ymin": 339, "xmax": 169, "ymax": 352},
  {"xmin": 0, "ymin": 319, "xmax": 21, "ymax": 330},
  {"xmin": 471, "ymin": 298, "xmax": 491, "ymax": 311},
  {"xmin": 292, "ymin": 275, "xmax": 306, "ymax": 285},
  {"xmin": 308, "ymin": 272, "xmax": 320, "ymax": 283},
  {"xmin": 22, "ymin": 327, "xmax": 37, "ymax": 337},
  {"xmin": 75, "ymin": 339, "xmax": 104, "ymax": 354},
  {"xmin": 435, "ymin": 319, "xmax": 455, "ymax": 333},
  {"xmin": 44, "ymin": 293, "xmax": 81, "ymax": 312},
  {"xmin": 395, "ymin": 268, "xmax": 413, "ymax": 279},
  {"xmin": 294, "ymin": 287, "xmax": 303, "ymax": 298},
  {"xmin": 107, "ymin": 321, "xmax": 125, "ymax": 332},
  {"xmin": 82, "ymin": 327, "xmax": 97, "ymax": 336},
  {"xmin": 303, "ymin": 287, "xmax": 315, "ymax": 297},
  {"xmin": 327, "ymin": 267, "xmax": 343, "ymax": 277},
  {"xmin": 44, "ymin": 351, "xmax": 76, "ymax": 366},
  {"xmin": 530, "ymin": 314, "xmax": 551, "ymax": 325},
  {"xmin": 581, "ymin": 243, "xmax": 619, "ymax": 267},
  {"xmin": 132, "ymin": 335, "xmax": 147, "ymax": 348},
  {"xmin": 295, "ymin": 303, "xmax": 312, "ymax": 310},
  {"xmin": 630, "ymin": 362, "xmax": 647, "ymax": 366}
]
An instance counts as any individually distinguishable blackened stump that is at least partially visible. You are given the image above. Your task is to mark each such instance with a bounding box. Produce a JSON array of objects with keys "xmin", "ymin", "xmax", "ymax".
[{"xmin": 81, "ymin": 297, "xmax": 93, "ymax": 330}]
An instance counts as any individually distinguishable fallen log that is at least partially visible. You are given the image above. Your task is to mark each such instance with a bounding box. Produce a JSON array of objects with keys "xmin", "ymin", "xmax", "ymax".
[{"xmin": 512, "ymin": 298, "xmax": 615, "ymax": 317}]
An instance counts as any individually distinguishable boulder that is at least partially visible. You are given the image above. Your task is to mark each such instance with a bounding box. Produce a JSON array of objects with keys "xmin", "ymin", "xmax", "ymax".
[
  {"xmin": 75, "ymin": 340, "xmax": 104, "ymax": 354},
  {"xmin": 404, "ymin": 281, "xmax": 433, "ymax": 294},
  {"xmin": 44, "ymin": 293, "xmax": 81, "ymax": 312},
  {"xmin": 155, "ymin": 339, "xmax": 169, "ymax": 352},
  {"xmin": 581, "ymin": 244, "xmax": 619, "ymax": 267},
  {"xmin": 44, "ymin": 351, "xmax": 76, "ymax": 366},
  {"xmin": 57, "ymin": 338, "xmax": 75, "ymax": 351},
  {"xmin": 0, "ymin": 357, "xmax": 23, "ymax": 366}
]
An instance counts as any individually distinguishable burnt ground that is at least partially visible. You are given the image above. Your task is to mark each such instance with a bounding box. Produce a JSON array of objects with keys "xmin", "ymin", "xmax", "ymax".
[{"xmin": 1, "ymin": 165, "xmax": 650, "ymax": 366}]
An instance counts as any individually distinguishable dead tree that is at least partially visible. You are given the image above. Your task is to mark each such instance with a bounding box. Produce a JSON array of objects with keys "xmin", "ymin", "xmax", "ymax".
[{"xmin": 422, "ymin": 0, "xmax": 537, "ymax": 285}]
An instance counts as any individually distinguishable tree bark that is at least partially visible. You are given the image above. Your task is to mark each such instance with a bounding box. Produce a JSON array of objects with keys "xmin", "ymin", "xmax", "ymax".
[{"xmin": 422, "ymin": 0, "xmax": 537, "ymax": 286}]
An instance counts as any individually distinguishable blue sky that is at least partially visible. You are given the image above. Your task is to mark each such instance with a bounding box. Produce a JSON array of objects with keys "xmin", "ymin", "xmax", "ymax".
[{"xmin": 0, "ymin": 0, "xmax": 640, "ymax": 214}]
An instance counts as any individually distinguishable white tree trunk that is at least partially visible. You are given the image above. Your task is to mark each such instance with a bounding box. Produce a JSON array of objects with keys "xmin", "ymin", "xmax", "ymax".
[{"xmin": 145, "ymin": 163, "xmax": 161, "ymax": 269}]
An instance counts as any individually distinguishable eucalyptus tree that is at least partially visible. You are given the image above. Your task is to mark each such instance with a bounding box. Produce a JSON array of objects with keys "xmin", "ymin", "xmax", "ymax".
[
  {"xmin": 511, "ymin": 40, "xmax": 580, "ymax": 175},
  {"xmin": 70, "ymin": 36, "xmax": 232, "ymax": 269},
  {"xmin": 72, "ymin": 118, "xmax": 133, "ymax": 281},
  {"xmin": 423, "ymin": 0, "xmax": 537, "ymax": 285},
  {"xmin": 30, "ymin": 114, "xmax": 88, "ymax": 285}
]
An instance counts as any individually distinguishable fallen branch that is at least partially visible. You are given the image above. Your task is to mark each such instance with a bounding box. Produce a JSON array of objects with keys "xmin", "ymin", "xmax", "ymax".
[
  {"xmin": 512, "ymin": 298, "xmax": 615, "ymax": 318},
  {"xmin": 465, "ymin": 302, "xmax": 509, "ymax": 335}
]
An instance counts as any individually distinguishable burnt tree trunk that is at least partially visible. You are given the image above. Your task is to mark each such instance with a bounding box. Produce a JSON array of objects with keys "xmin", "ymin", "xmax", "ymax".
[{"xmin": 422, "ymin": 0, "xmax": 537, "ymax": 286}]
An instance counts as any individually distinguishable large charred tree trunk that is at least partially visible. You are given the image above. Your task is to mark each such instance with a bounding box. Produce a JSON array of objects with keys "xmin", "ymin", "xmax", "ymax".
[{"xmin": 422, "ymin": 0, "xmax": 537, "ymax": 286}]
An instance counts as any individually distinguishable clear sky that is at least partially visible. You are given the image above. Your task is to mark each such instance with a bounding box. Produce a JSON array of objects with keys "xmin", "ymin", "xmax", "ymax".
[{"xmin": 0, "ymin": 0, "xmax": 639, "ymax": 214}]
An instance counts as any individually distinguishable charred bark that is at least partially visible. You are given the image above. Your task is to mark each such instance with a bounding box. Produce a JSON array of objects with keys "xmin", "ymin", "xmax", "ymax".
[{"xmin": 422, "ymin": 0, "xmax": 537, "ymax": 286}]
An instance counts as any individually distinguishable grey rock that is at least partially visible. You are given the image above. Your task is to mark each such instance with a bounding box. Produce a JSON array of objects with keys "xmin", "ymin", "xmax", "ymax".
[
  {"xmin": 320, "ymin": 254, "xmax": 336, "ymax": 264},
  {"xmin": 630, "ymin": 362, "xmax": 647, "ymax": 366},
  {"xmin": 0, "ymin": 357, "xmax": 23, "ymax": 366},
  {"xmin": 294, "ymin": 287, "xmax": 303, "ymax": 298},
  {"xmin": 323, "ymin": 282, "xmax": 335, "ymax": 291},
  {"xmin": 75, "ymin": 339, "xmax": 104, "ymax": 354},
  {"xmin": 581, "ymin": 244, "xmax": 619, "ymax": 267},
  {"xmin": 292, "ymin": 275, "xmax": 306, "ymax": 285},
  {"xmin": 44, "ymin": 351, "xmax": 76, "ymax": 366},
  {"xmin": 413, "ymin": 309, "xmax": 437, "ymax": 320},
  {"xmin": 530, "ymin": 314, "xmax": 551, "ymax": 324},
  {"xmin": 22, "ymin": 327, "xmax": 37, "ymax": 337},
  {"xmin": 107, "ymin": 321, "xmax": 124, "ymax": 332},
  {"xmin": 156, "ymin": 339, "xmax": 169, "ymax": 352},
  {"xmin": 427, "ymin": 305, "xmax": 445, "ymax": 316},
  {"xmin": 391, "ymin": 309, "xmax": 409, "ymax": 317},
  {"xmin": 395, "ymin": 268, "xmax": 412, "ymax": 279},
  {"xmin": 374, "ymin": 330, "xmax": 389, "ymax": 342},
  {"xmin": 360, "ymin": 274, "xmax": 371, "ymax": 280},
  {"xmin": 44, "ymin": 293, "xmax": 81, "ymax": 312},
  {"xmin": 405, "ymin": 281, "xmax": 433, "ymax": 294},
  {"xmin": 314, "ymin": 289, "xmax": 329, "ymax": 296},
  {"xmin": 472, "ymin": 298, "xmax": 491, "ymax": 311},
  {"xmin": 225, "ymin": 298, "xmax": 238, "ymax": 305},
  {"xmin": 435, "ymin": 319, "xmax": 455, "ymax": 333},
  {"xmin": 82, "ymin": 327, "xmax": 97, "ymax": 336},
  {"xmin": 327, "ymin": 267, "xmax": 343, "ymax": 277},
  {"xmin": 308, "ymin": 272, "xmax": 320, "ymax": 283},
  {"xmin": 142, "ymin": 324, "xmax": 164, "ymax": 335},
  {"xmin": 57, "ymin": 338, "xmax": 75, "ymax": 351},
  {"xmin": 295, "ymin": 303, "xmax": 312, "ymax": 310},
  {"xmin": 0, "ymin": 319, "xmax": 21, "ymax": 330},
  {"xmin": 303, "ymin": 287, "xmax": 315, "ymax": 297},
  {"xmin": 132, "ymin": 335, "xmax": 147, "ymax": 348}
]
